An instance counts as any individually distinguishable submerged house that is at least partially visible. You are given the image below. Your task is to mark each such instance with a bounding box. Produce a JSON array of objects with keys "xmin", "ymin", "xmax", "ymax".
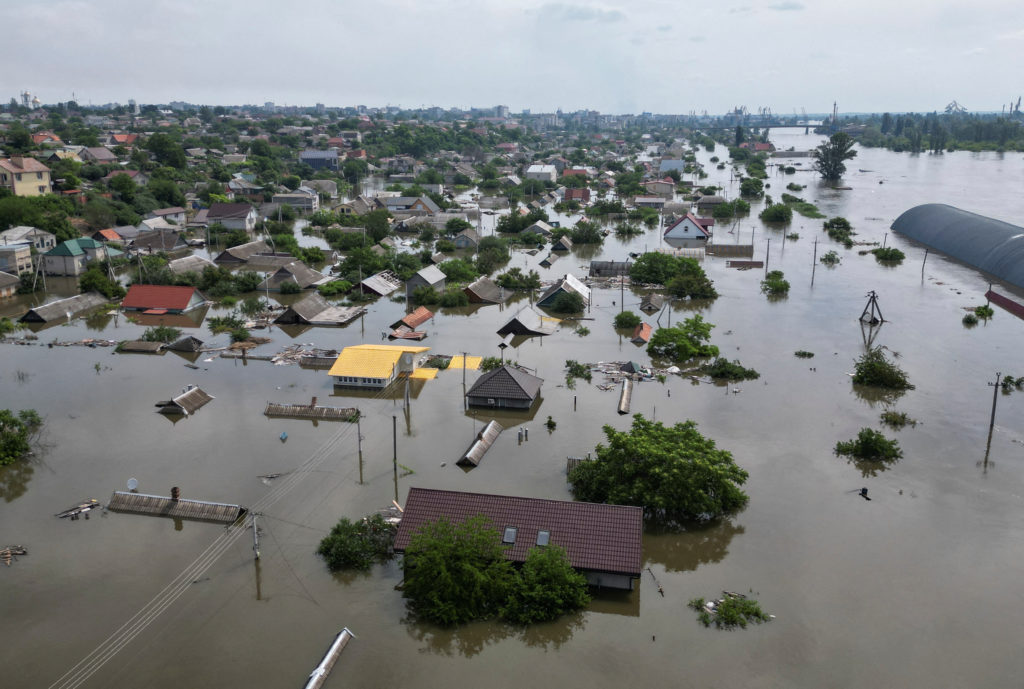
[
  {"xmin": 663, "ymin": 213, "xmax": 712, "ymax": 242},
  {"xmin": 121, "ymin": 285, "xmax": 206, "ymax": 313},
  {"xmin": 393, "ymin": 487, "xmax": 643, "ymax": 590},
  {"xmin": 496, "ymin": 306, "xmax": 559, "ymax": 337},
  {"xmin": 20, "ymin": 292, "xmax": 109, "ymax": 324},
  {"xmin": 589, "ymin": 260, "xmax": 631, "ymax": 278},
  {"xmin": 214, "ymin": 240, "xmax": 270, "ymax": 264},
  {"xmin": 536, "ymin": 273, "xmax": 591, "ymax": 309},
  {"xmin": 273, "ymin": 292, "xmax": 365, "ymax": 326},
  {"xmin": 256, "ymin": 261, "xmax": 327, "ymax": 292},
  {"xmin": 464, "ymin": 276, "xmax": 507, "ymax": 304},
  {"xmin": 327, "ymin": 344, "xmax": 429, "ymax": 388},
  {"xmin": 405, "ymin": 265, "xmax": 446, "ymax": 300},
  {"xmin": 360, "ymin": 270, "xmax": 403, "ymax": 296},
  {"xmin": 466, "ymin": 365, "xmax": 543, "ymax": 410}
]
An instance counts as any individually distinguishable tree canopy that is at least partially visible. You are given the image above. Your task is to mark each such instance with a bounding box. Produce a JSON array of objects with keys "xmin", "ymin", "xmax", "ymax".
[
  {"xmin": 646, "ymin": 314, "xmax": 718, "ymax": 362},
  {"xmin": 0, "ymin": 409, "xmax": 42, "ymax": 466},
  {"xmin": 629, "ymin": 253, "xmax": 716, "ymax": 298},
  {"xmin": 813, "ymin": 132, "xmax": 858, "ymax": 180},
  {"xmin": 402, "ymin": 515, "xmax": 590, "ymax": 627},
  {"xmin": 569, "ymin": 414, "xmax": 749, "ymax": 522}
]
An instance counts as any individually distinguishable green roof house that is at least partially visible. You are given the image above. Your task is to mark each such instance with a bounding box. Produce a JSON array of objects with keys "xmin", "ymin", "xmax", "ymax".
[{"xmin": 44, "ymin": 237, "xmax": 115, "ymax": 276}]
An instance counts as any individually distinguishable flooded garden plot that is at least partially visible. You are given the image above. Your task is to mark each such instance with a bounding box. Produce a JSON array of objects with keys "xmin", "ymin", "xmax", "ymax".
[{"xmin": 2, "ymin": 133, "xmax": 1024, "ymax": 688}]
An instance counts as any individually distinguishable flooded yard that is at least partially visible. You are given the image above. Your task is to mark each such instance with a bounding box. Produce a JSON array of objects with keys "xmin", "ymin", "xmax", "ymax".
[{"xmin": 2, "ymin": 133, "xmax": 1024, "ymax": 688}]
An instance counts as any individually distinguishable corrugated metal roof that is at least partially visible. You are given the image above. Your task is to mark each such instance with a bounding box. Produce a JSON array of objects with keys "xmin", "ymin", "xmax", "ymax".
[
  {"xmin": 168, "ymin": 255, "xmax": 216, "ymax": 275},
  {"xmin": 467, "ymin": 365, "xmax": 543, "ymax": 402},
  {"xmin": 892, "ymin": 204, "xmax": 1024, "ymax": 289},
  {"xmin": 458, "ymin": 420, "xmax": 504, "ymax": 467},
  {"xmin": 412, "ymin": 264, "xmax": 446, "ymax": 286},
  {"xmin": 20, "ymin": 292, "xmax": 109, "ymax": 323},
  {"xmin": 360, "ymin": 270, "xmax": 403, "ymax": 295},
  {"xmin": 327, "ymin": 344, "xmax": 429, "ymax": 379},
  {"xmin": 496, "ymin": 306, "xmax": 558, "ymax": 337},
  {"xmin": 394, "ymin": 487, "xmax": 643, "ymax": 576},
  {"xmin": 214, "ymin": 240, "xmax": 269, "ymax": 263}
]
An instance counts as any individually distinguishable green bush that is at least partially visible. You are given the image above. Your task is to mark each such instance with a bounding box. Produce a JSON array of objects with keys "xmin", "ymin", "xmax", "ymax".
[
  {"xmin": 317, "ymin": 515, "xmax": 397, "ymax": 571},
  {"xmin": 646, "ymin": 315, "xmax": 718, "ymax": 362},
  {"xmin": 962, "ymin": 312, "xmax": 979, "ymax": 326},
  {"xmin": 279, "ymin": 280, "xmax": 302, "ymax": 294},
  {"xmin": 318, "ymin": 280, "xmax": 352, "ymax": 297},
  {"xmin": 614, "ymin": 311, "xmax": 642, "ymax": 329},
  {"xmin": 548, "ymin": 291, "xmax": 585, "ymax": 313},
  {"xmin": 880, "ymin": 410, "xmax": 917, "ymax": 428},
  {"xmin": 759, "ymin": 203, "xmax": 792, "ymax": 223},
  {"xmin": 871, "ymin": 247, "xmax": 905, "ymax": 263},
  {"xmin": 823, "ymin": 217, "xmax": 855, "ymax": 247},
  {"xmin": 700, "ymin": 358, "xmax": 760, "ymax": 381},
  {"xmin": 565, "ymin": 359, "xmax": 592, "ymax": 388},
  {"xmin": 412, "ymin": 285, "xmax": 440, "ymax": 305},
  {"xmin": 835, "ymin": 428, "xmax": 903, "ymax": 461},
  {"xmin": 229, "ymin": 327, "xmax": 250, "ymax": 343},
  {"xmin": 141, "ymin": 326, "xmax": 181, "ymax": 343},
  {"xmin": 0, "ymin": 408, "xmax": 43, "ymax": 466},
  {"xmin": 974, "ymin": 305, "xmax": 995, "ymax": 319},
  {"xmin": 760, "ymin": 270, "xmax": 790, "ymax": 296},
  {"xmin": 479, "ymin": 356, "xmax": 503, "ymax": 372},
  {"xmin": 438, "ymin": 289, "xmax": 469, "ymax": 307},
  {"xmin": 794, "ymin": 350, "xmax": 815, "ymax": 358},
  {"xmin": 853, "ymin": 347, "xmax": 914, "ymax": 390},
  {"xmin": 820, "ymin": 250, "xmax": 841, "ymax": 265},
  {"xmin": 500, "ymin": 545, "xmax": 590, "ymax": 624},
  {"xmin": 688, "ymin": 594, "xmax": 772, "ymax": 629}
]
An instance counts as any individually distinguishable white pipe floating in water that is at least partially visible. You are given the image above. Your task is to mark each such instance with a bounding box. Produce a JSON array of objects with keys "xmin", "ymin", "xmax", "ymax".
[{"xmin": 303, "ymin": 627, "xmax": 355, "ymax": 689}]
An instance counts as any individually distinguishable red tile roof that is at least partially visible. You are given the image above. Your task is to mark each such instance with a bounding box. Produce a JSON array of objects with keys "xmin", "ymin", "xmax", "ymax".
[
  {"xmin": 93, "ymin": 229, "xmax": 122, "ymax": 242},
  {"xmin": 122, "ymin": 284, "xmax": 202, "ymax": 311},
  {"xmin": 398, "ymin": 305, "xmax": 433, "ymax": 329},
  {"xmin": 394, "ymin": 487, "xmax": 643, "ymax": 577}
]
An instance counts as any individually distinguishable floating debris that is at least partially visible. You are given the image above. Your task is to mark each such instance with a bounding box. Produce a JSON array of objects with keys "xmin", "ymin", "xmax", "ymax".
[
  {"xmin": 1, "ymin": 545, "xmax": 27, "ymax": 566},
  {"xmin": 688, "ymin": 591, "xmax": 774, "ymax": 629},
  {"xmin": 55, "ymin": 499, "xmax": 102, "ymax": 519}
]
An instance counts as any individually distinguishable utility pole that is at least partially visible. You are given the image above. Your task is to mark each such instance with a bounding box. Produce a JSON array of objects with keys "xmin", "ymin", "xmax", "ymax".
[
  {"xmin": 392, "ymin": 415, "xmax": 398, "ymax": 502},
  {"xmin": 921, "ymin": 249, "xmax": 929, "ymax": 279},
  {"xmin": 811, "ymin": 237, "xmax": 818, "ymax": 286},
  {"xmin": 764, "ymin": 238, "xmax": 771, "ymax": 275},
  {"xmin": 356, "ymin": 410, "xmax": 363, "ymax": 484},
  {"xmin": 251, "ymin": 512, "xmax": 260, "ymax": 560},
  {"xmin": 988, "ymin": 372, "xmax": 1001, "ymax": 435}
]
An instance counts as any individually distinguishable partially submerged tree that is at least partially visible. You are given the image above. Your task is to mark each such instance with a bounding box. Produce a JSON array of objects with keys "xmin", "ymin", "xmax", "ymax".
[
  {"xmin": 853, "ymin": 347, "xmax": 914, "ymax": 390},
  {"xmin": 569, "ymin": 414, "xmax": 749, "ymax": 522},
  {"xmin": 317, "ymin": 514, "xmax": 397, "ymax": 571},
  {"xmin": 647, "ymin": 314, "xmax": 718, "ymax": 362},
  {"xmin": 0, "ymin": 409, "xmax": 42, "ymax": 466},
  {"xmin": 813, "ymin": 132, "xmax": 858, "ymax": 180},
  {"xmin": 500, "ymin": 545, "xmax": 590, "ymax": 625}
]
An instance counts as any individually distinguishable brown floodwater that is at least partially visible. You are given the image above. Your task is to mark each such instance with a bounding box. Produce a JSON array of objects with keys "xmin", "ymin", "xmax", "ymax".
[{"xmin": 2, "ymin": 131, "xmax": 1024, "ymax": 688}]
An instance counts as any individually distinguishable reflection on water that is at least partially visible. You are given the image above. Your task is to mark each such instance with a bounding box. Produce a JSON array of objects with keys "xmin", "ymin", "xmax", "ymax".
[
  {"xmin": 643, "ymin": 519, "xmax": 745, "ymax": 573},
  {"xmin": 403, "ymin": 610, "xmax": 588, "ymax": 657},
  {"xmin": 844, "ymin": 454, "xmax": 898, "ymax": 478},
  {"xmin": 850, "ymin": 383, "xmax": 907, "ymax": 407},
  {"xmin": 0, "ymin": 460, "xmax": 34, "ymax": 502}
]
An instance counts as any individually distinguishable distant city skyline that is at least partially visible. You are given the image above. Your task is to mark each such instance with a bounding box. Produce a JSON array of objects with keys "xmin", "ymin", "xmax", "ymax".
[{"xmin": 2, "ymin": 0, "xmax": 1021, "ymax": 116}]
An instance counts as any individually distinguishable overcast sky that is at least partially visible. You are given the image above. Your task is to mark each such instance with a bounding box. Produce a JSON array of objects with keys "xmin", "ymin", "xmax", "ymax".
[{"xmin": 3, "ymin": 0, "xmax": 1022, "ymax": 115}]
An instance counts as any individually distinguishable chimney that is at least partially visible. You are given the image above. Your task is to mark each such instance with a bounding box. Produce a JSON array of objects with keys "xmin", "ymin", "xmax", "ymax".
[{"xmin": 10, "ymin": 156, "xmax": 25, "ymax": 168}]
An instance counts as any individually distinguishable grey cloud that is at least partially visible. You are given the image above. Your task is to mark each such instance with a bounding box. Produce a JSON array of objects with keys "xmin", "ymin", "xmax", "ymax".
[
  {"xmin": 768, "ymin": 2, "xmax": 805, "ymax": 10},
  {"xmin": 657, "ymin": 24, "xmax": 672, "ymax": 32}
]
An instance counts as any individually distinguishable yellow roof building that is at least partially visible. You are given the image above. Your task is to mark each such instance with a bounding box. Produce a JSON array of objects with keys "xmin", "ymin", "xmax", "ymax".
[{"xmin": 328, "ymin": 344, "xmax": 430, "ymax": 387}]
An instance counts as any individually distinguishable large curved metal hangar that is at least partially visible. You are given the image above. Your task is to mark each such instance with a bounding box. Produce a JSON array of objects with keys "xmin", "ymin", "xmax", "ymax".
[{"xmin": 892, "ymin": 204, "xmax": 1024, "ymax": 289}]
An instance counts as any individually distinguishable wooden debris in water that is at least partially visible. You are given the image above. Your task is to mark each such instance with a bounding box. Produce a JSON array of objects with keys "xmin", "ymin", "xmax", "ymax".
[
  {"xmin": 1, "ymin": 545, "xmax": 27, "ymax": 566},
  {"xmin": 55, "ymin": 499, "xmax": 102, "ymax": 519}
]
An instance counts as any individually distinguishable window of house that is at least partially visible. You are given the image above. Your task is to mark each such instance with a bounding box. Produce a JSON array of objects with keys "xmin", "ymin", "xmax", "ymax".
[
  {"xmin": 15, "ymin": 173, "xmax": 22, "ymax": 181},
  {"xmin": 38, "ymin": 186, "xmax": 45, "ymax": 193},
  {"xmin": 536, "ymin": 530, "xmax": 551, "ymax": 546},
  {"xmin": 502, "ymin": 527, "xmax": 517, "ymax": 544},
  {"xmin": 36, "ymin": 172, "xmax": 43, "ymax": 179}
]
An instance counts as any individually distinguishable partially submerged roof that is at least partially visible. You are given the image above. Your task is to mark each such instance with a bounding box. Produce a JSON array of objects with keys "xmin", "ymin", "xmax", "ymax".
[
  {"xmin": 537, "ymin": 273, "xmax": 591, "ymax": 307},
  {"xmin": 326, "ymin": 344, "xmax": 429, "ymax": 379},
  {"xmin": 214, "ymin": 240, "xmax": 269, "ymax": 263},
  {"xmin": 467, "ymin": 365, "xmax": 543, "ymax": 402},
  {"xmin": 157, "ymin": 386, "xmax": 214, "ymax": 415},
  {"xmin": 20, "ymin": 292, "xmax": 108, "ymax": 323},
  {"xmin": 165, "ymin": 335, "xmax": 205, "ymax": 352},
  {"xmin": 411, "ymin": 264, "xmax": 446, "ymax": 286},
  {"xmin": 892, "ymin": 204, "xmax": 1024, "ymax": 289},
  {"xmin": 392, "ymin": 305, "xmax": 433, "ymax": 330},
  {"xmin": 458, "ymin": 420, "xmax": 504, "ymax": 467},
  {"xmin": 360, "ymin": 270, "xmax": 403, "ymax": 296},
  {"xmin": 393, "ymin": 487, "xmax": 643, "ymax": 577},
  {"xmin": 273, "ymin": 292, "xmax": 365, "ymax": 325},
  {"xmin": 258, "ymin": 261, "xmax": 326, "ymax": 290},
  {"xmin": 496, "ymin": 306, "xmax": 559, "ymax": 337},
  {"xmin": 464, "ymin": 276, "xmax": 507, "ymax": 304},
  {"xmin": 631, "ymin": 322, "xmax": 652, "ymax": 344},
  {"xmin": 168, "ymin": 254, "xmax": 216, "ymax": 276},
  {"xmin": 122, "ymin": 285, "xmax": 204, "ymax": 311}
]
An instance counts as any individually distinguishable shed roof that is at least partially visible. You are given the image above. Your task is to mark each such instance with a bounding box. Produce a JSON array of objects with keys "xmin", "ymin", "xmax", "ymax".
[
  {"xmin": 207, "ymin": 202, "xmax": 255, "ymax": 220},
  {"xmin": 168, "ymin": 254, "xmax": 216, "ymax": 275},
  {"xmin": 891, "ymin": 204, "xmax": 1024, "ymax": 289},
  {"xmin": 214, "ymin": 240, "xmax": 269, "ymax": 263},
  {"xmin": 0, "ymin": 271, "xmax": 20, "ymax": 288},
  {"xmin": 45, "ymin": 237, "xmax": 105, "ymax": 257},
  {"xmin": 360, "ymin": 270, "xmax": 403, "ymax": 296},
  {"xmin": 20, "ymin": 292, "xmax": 109, "ymax": 323},
  {"xmin": 393, "ymin": 305, "xmax": 434, "ymax": 330},
  {"xmin": 327, "ymin": 344, "xmax": 429, "ymax": 379},
  {"xmin": 464, "ymin": 276, "xmax": 507, "ymax": 304},
  {"xmin": 412, "ymin": 264, "xmax": 446, "ymax": 286},
  {"xmin": 496, "ymin": 306, "xmax": 559, "ymax": 337},
  {"xmin": 467, "ymin": 365, "xmax": 543, "ymax": 402},
  {"xmin": 393, "ymin": 487, "xmax": 643, "ymax": 577}
]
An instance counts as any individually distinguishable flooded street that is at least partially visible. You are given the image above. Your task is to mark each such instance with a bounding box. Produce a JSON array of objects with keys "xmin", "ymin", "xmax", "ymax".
[{"xmin": 3, "ymin": 133, "xmax": 1024, "ymax": 688}]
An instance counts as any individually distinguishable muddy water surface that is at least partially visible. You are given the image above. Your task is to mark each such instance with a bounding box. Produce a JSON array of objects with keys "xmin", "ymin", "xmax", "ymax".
[{"xmin": 2, "ymin": 134, "xmax": 1024, "ymax": 688}]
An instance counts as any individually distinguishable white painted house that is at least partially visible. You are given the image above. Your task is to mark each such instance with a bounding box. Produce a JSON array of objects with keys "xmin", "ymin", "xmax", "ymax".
[
  {"xmin": 525, "ymin": 164, "xmax": 557, "ymax": 183},
  {"xmin": 663, "ymin": 213, "xmax": 712, "ymax": 242}
]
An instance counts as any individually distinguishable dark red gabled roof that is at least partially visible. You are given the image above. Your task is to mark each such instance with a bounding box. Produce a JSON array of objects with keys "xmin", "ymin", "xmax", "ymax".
[
  {"xmin": 393, "ymin": 487, "xmax": 643, "ymax": 577},
  {"xmin": 122, "ymin": 284, "xmax": 202, "ymax": 311}
]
